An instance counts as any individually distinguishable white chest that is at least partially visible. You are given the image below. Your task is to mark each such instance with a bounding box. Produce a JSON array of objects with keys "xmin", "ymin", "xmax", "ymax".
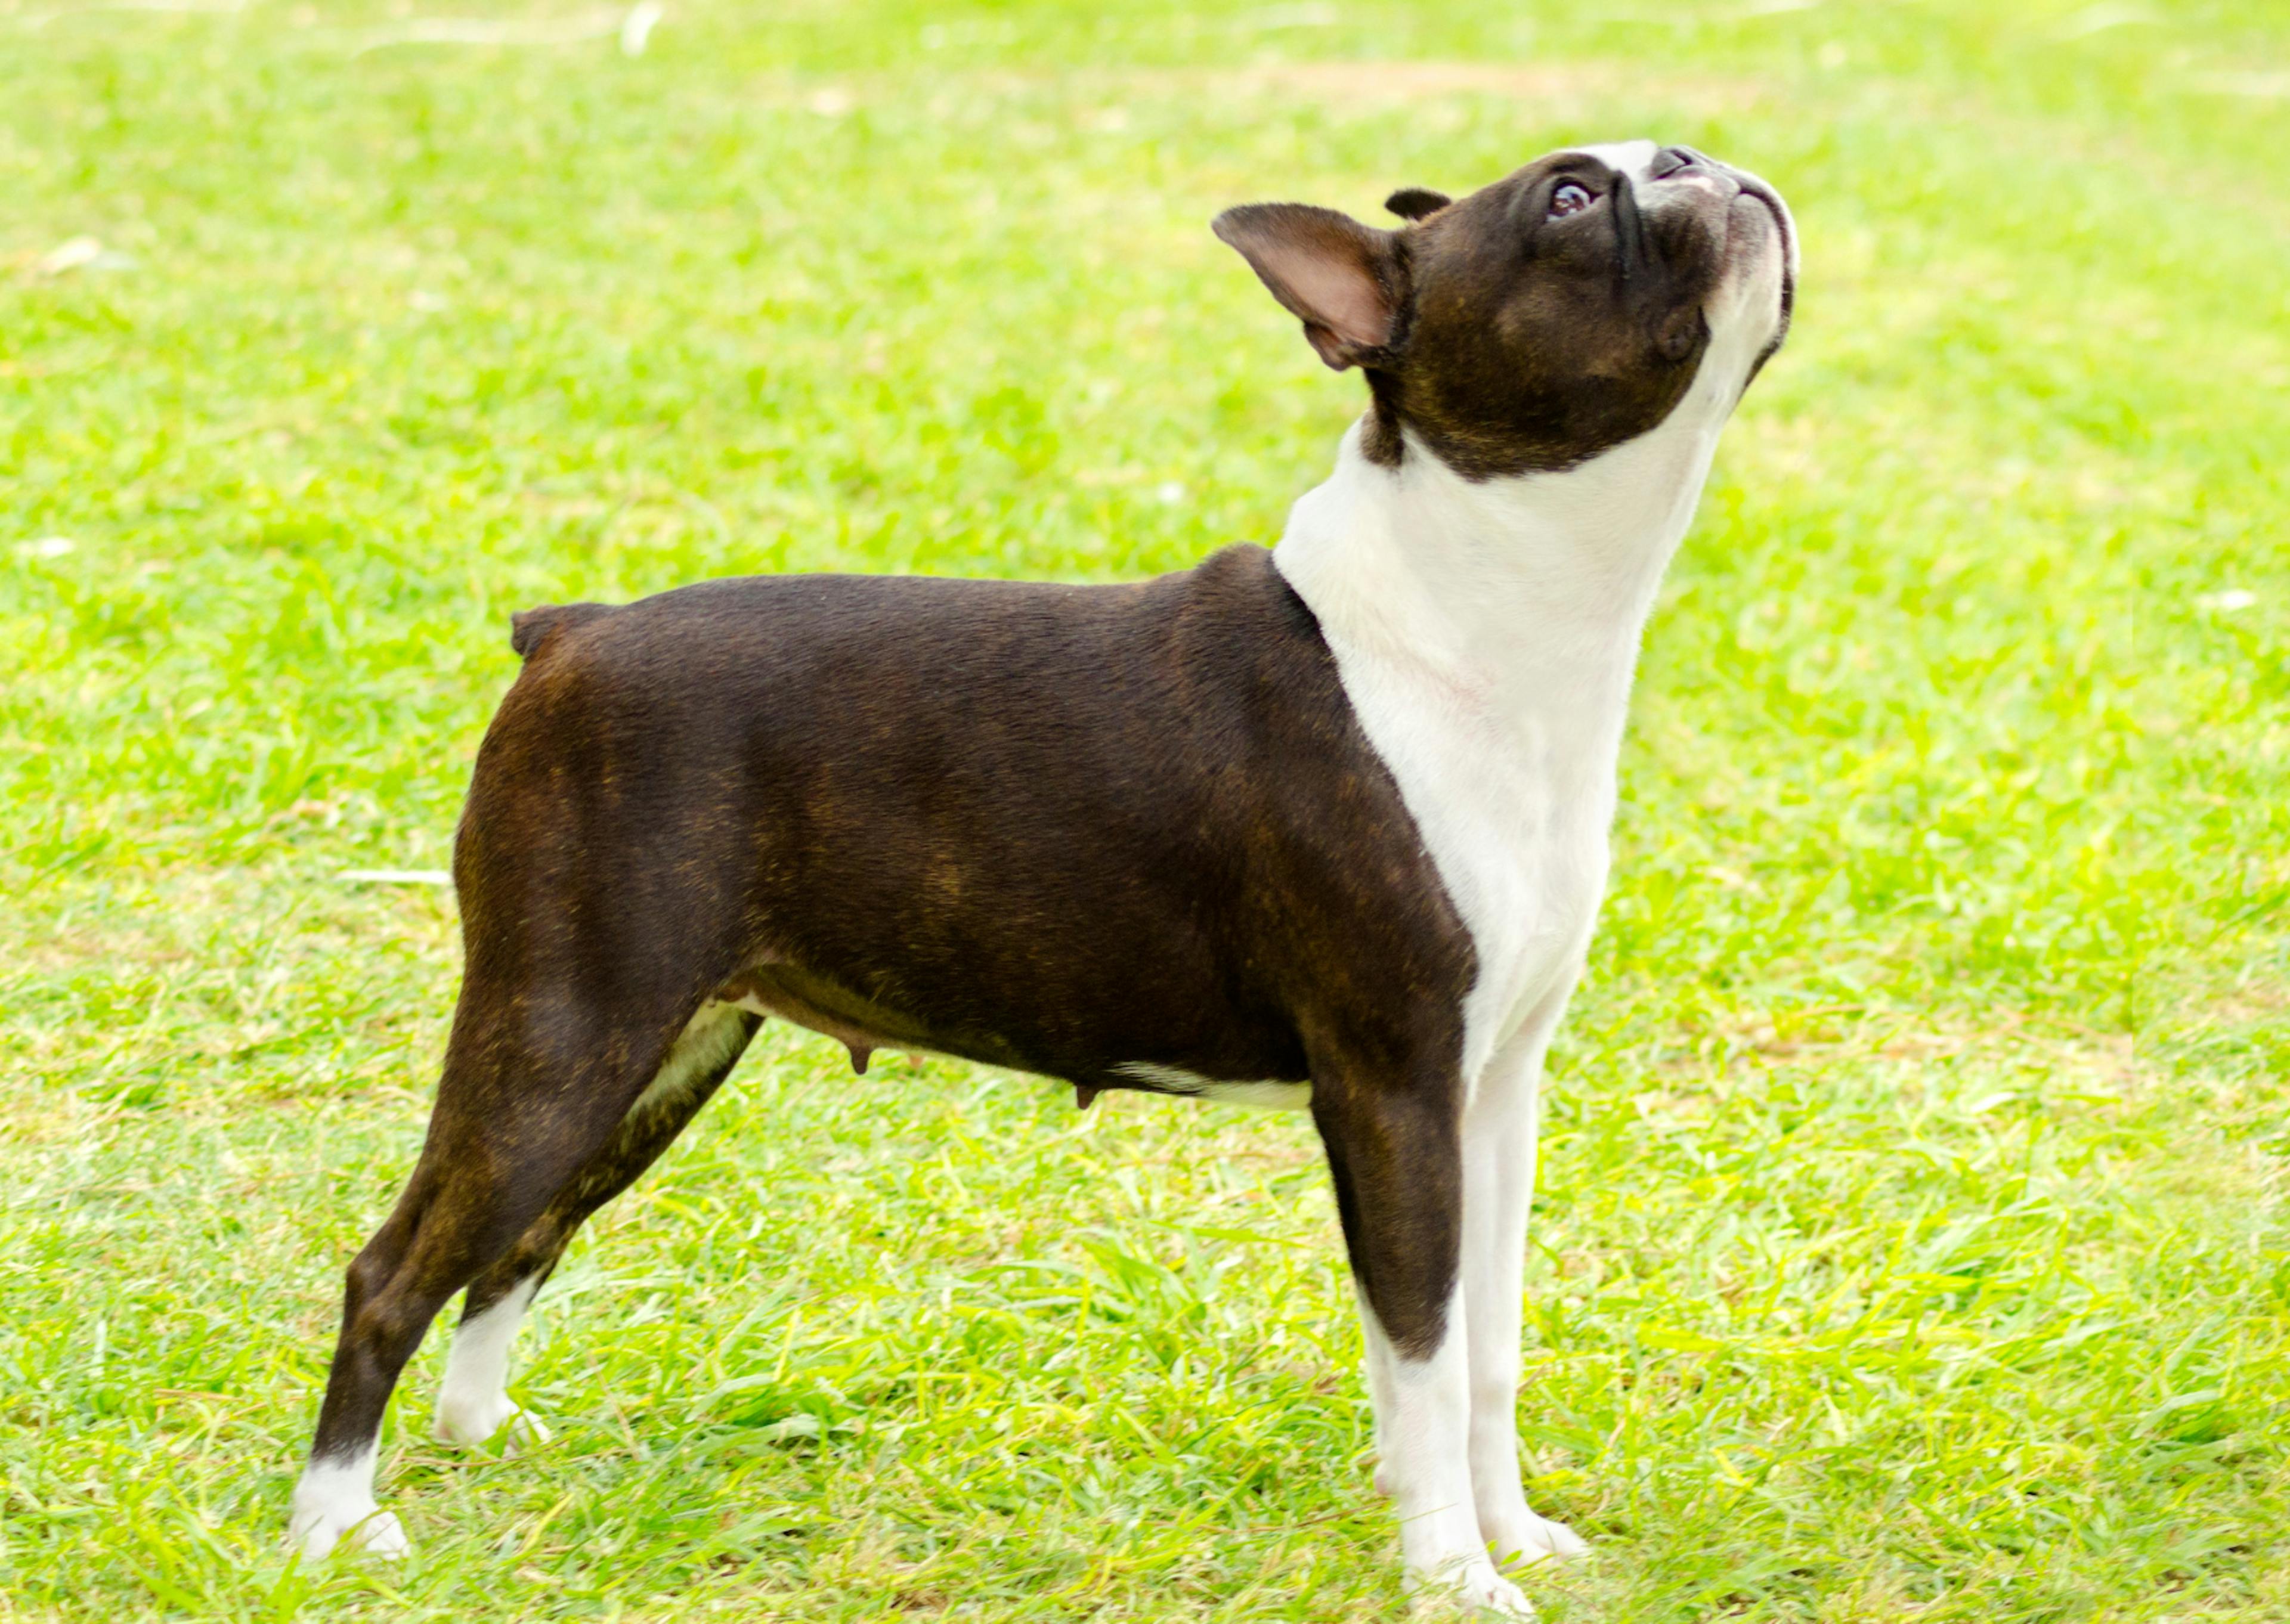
[
  {"xmin": 1274, "ymin": 414, "xmax": 1726, "ymax": 1084},
  {"xmin": 1303, "ymin": 613, "xmax": 1628, "ymax": 1081}
]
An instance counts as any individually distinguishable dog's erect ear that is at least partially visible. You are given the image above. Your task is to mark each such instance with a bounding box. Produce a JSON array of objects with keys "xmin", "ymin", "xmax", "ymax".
[
  {"xmin": 1383, "ymin": 187, "xmax": 1450, "ymax": 221},
  {"xmin": 1212, "ymin": 203, "xmax": 1401, "ymax": 371}
]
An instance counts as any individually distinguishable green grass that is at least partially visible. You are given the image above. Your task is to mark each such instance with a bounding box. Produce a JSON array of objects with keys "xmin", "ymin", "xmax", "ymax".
[{"xmin": 3, "ymin": 0, "xmax": 2287, "ymax": 1617}]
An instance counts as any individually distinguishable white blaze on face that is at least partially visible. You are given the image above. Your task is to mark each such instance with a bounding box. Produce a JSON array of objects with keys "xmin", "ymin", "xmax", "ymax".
[{"xmin": 1569, "ymin": 138, "xmax": 1658, "ymax": 178}]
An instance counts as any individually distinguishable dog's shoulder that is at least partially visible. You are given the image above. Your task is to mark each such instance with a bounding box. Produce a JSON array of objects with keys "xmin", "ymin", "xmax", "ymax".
[
  {"xmin": 1163, "ymin": 543, "xmax": 1327, "ymax": 668},
  {"xmin": 1177, "ymin": 541, "xmax": 1304, "ymax": 616}
]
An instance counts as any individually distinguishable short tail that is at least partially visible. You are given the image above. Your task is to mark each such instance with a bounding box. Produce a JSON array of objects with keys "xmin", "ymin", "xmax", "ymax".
[{"xmin": 509, "ymin": 602, "xmax": 613, "ymax": 661}]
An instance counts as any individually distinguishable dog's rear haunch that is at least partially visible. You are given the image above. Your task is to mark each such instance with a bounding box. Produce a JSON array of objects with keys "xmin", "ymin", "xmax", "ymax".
[{"xmin": 290, "ymin": 141, "xmax": 1793, "ymax": 1616}]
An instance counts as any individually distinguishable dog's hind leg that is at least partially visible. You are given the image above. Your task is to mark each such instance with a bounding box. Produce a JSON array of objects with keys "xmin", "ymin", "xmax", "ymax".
[
  {"xmin": 432, "ymin": 1002, "xmax": 759, "ymax": 1449},
  {"xmin": 287, "ymin": 986, "xmax": 704, "ymax": 1561},
  {"xmin": 1311, "ymin": 1057, "xmax": 1532, "ymax": 1619}
]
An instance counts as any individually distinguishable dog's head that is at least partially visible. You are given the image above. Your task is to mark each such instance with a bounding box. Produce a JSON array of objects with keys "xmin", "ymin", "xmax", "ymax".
[{"xmin": 1215, "ymin": 141, "xmax": 1795, "ymax": 479}]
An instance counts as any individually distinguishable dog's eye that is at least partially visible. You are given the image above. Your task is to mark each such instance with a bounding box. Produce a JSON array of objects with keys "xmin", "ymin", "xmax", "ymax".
[{"xmin": 1548, "ymin": 182, "xmax": 1594, "ymax": 219}]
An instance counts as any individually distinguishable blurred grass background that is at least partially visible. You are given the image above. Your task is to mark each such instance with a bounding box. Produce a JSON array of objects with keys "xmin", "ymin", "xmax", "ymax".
[{"xmin": 1, "ymin": 1, "xmax": 2285, "ymax": 1618}]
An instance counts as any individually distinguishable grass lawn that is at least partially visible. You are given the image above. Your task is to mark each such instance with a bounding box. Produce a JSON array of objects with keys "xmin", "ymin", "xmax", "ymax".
[{"xmin": 4, "ymin": 0, "xmax": 2288, "ymax": 1617}]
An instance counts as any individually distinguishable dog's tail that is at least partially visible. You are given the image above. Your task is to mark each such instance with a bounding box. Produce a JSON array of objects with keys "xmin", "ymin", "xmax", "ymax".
[{"xmin": 508, "ymin": 602, "xmax": 613, "ymax": 661}]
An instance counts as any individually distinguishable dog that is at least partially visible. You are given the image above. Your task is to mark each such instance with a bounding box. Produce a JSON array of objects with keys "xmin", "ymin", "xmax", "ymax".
[{"xmin": 288, "ymin": 140, "xmax": 1793, "ymax": 1614}]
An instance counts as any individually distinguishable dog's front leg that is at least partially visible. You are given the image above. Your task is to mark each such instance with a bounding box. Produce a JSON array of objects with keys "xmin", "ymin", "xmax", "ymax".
[
  {"xmin": 1462, "ymin": 1014, "xmax": 1588, "ymax": 1572},
  {"xmin": 1314, "ymin": 1068, "xmax": 1531, "ymax": 1617}
]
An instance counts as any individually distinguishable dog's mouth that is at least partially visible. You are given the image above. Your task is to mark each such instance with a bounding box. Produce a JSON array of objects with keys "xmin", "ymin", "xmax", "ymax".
[
  {"xmin": 1726, "ymin": 172, "xmax": 1796, "ymax": 318},
  {"xmin": 1700, "ymin": 163, "xmax": 1795, "ymax": 368},
  {"xmin": 1637, "ymin": 147, "xmax": 1796, "ymax": 334}
]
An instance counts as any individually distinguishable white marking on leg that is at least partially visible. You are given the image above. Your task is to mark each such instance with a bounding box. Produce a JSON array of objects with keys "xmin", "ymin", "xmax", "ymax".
[
  {"xmin": 1358, "ymin": 1282, "xmax": 1400, "ymax": 1496},
  {"xmin": 434, "ymin": 1275, "xmax": 549, "ymax": 1449},
  {"xmin": 1463, "ymin": 1022, "xmax": 1587, "ymax": 1569},
  {"xmin": 428, "ymin": 1001, "xmax": 750, "ymax": 1449},
  {"xmin": 286, "ymin": 1440, "xmax": 407, "ymax": 1560},
  {"xmin": 1112, "ymin": 1060, "xmax": 1313, "ymax": 1111},
  {"xmin": 1360, "ymin": 1288, "xmax": 1533, "ymax": 1616}
]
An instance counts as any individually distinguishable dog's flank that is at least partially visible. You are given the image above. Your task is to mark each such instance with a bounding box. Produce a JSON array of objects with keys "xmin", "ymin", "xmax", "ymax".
[{"xmin": 289, "ymin": 140, "xmax": 1794, "ymax": 1617}]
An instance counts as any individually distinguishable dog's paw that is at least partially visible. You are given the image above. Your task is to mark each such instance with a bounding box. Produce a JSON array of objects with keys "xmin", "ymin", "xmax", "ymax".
[
  {"xmin": 434, "ymin": 1393, "xmax": 550, "ymax": 1452},
  {"xmin": 1480, "ymin": 1499, "xmax": 1589, "ymax": 1567},
  {"xmin": 1410, "ymin": 1558, "xmax": 1537, "ymax": 1619},
  {"xmin": 287, "ymin": 1502, "xmax": 409, "ymax": 1562}
]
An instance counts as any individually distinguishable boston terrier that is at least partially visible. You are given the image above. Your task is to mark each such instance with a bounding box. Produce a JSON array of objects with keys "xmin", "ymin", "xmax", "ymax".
[{"xmin": 289, "ymin": 140, "xmax": 1794, "ymax": 1614}]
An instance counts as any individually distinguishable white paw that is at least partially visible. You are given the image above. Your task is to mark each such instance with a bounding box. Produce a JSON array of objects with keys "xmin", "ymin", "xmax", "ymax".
[
  {"xmin": 1482, "ymin": 1505, "xmax": 1589, "ymax": 1567},
  {"xmin": 434, "ymin": 1393, "xmax": 550, "ymax": 1452},
  {"xmin": 1412, "ymin": 1558, "xmax": 1537, "ymax": 1619},
  {"xmin": 288, "ymin": 1502, "xmax": 408, "ymax": 1562}
]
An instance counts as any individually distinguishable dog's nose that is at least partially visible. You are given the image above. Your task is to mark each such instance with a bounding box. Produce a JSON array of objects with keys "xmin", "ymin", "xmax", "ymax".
[{"xmin": 1651, "ymin": 145, "xmax": 1708, "ymax": 179}]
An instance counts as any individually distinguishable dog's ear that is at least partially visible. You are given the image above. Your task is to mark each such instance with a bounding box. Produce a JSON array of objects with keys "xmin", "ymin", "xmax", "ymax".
[
  {"xmin": 1383, "ymin": 187, "xmax": 1450, "ymax": 221},
  {"xmin": 1212, "ymin": 203, "xmax": 1401, "ymax": 371}
]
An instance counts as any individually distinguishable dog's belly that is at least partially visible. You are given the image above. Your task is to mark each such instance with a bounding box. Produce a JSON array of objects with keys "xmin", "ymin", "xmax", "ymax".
[
  {"xmin": 714, "ymin": 962, "xmax": 949, "ymax": 1075},
  {"xmin": 713, "ymin": 960, "xmax": 1313, "ymax": 1101},
  {"xmin": 1113, "ymin": 1062, "xmax": 1313, "ymax": 1111}
]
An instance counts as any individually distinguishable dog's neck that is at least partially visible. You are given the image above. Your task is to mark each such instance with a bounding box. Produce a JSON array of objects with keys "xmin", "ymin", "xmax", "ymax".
[{"xmin": 1273, "ymin": 403, "xmax": 1730, "ymax": 769}]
